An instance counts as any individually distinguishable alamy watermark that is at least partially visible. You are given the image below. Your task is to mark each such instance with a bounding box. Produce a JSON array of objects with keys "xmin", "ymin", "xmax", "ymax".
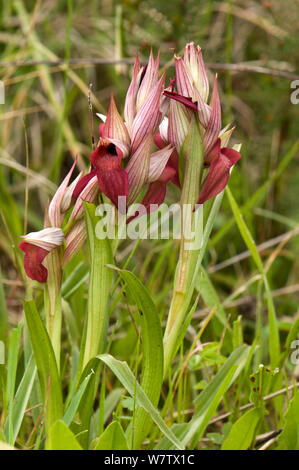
[
  {"xmin": 0, "ymin": 80, "xmax": 4, "ymax": 104},
  {"xmin": 290, "ymin": 340, "xmax": 299, "ymax": 365},
  {"xmin": 94, "ymin": 197, "xmax": 203, "ymax": 251},
  {"xmin": 0, "ymin": 340, "xmax": 4, "ymax": 364},
  {"xmin": 290, "ymin": 80, "xmax": 299, "ymax": 104}
]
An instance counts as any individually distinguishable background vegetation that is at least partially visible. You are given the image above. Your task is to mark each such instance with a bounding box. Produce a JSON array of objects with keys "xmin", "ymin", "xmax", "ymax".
[{"xmin": 0, "ymin": 0, "xmax": 298, "ymax": 450}]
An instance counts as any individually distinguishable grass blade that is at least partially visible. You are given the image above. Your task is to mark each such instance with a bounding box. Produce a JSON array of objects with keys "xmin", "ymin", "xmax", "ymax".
[
  {"xmin": 6, "ymin": 323, "xmax": 22, "ymax": 445},
  {"xmin": 107, "ymin": 266, "xmax": 164, "ymax": 449},
  {"xmin": 4, "ymin": 354, "xmax": 36, "ymax": 445},
  {"xmin": 23, "ymin": 300, "xmax": 63, "ymax": 437},
  {"xmin": 99, "ymin": 353, "xmax": 184, "ymax": 450},
  {"xmin": 63, "ymin": 371, "xmax": 94, "ymax": 427},
  {"xmin": 0, "ymin": 265, "xmax": 8, "ymax": 344},
  {"xmin": 226, "ymin": 185, "xmax": 280, "ymax": 367}
]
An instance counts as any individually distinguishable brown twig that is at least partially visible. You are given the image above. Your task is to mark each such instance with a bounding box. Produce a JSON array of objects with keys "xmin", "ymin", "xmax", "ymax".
[
  {"xmin": 256, "ymin": 429, "xmax": 282, "ymax": 446},
  {"xmin": 0, "ymin": 58, "xmax": 297, "ymax": 80},
  {"xmin": 258, "ymin": 435, "xmax": 279, "ymax": 450},
  {"xmin": 209, "ymin": 226, "xmax": 299, "ymax": 273},
  {"xmin": 209, "ymin": 383, "xmax": 299, "ymax": 425}
]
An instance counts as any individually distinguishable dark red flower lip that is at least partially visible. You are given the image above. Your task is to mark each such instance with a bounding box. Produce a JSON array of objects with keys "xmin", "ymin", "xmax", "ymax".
[
  {"xmin": 73, "ymin": 138, "xmax": 128, "ymax": 209},
  {"xmin": 197, "ymin": 146, "xmax": 241, "ymax": 205},
  {"xmin": 72, "ymin": 170, "xmax": 98, "ymax": 199},
  {"xmin": 19, "ymin": 241, "xmax": 49, "ymax": 283},
  {"xmin": 163, "ymin": 90, "xmax": 198, "ymax": 111}
]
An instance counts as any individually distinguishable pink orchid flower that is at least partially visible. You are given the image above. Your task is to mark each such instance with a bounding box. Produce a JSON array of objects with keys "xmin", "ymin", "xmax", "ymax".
[
  {"xmin": 19, "ymin": 163, "xmax": 99, "ymax": 282},
  {"xmin": 19, "ymin": 228, "xmax": 64, "ymax": 283},
  {"xmin": 73, "ymin": 51, "xmax": 175, "ymax": 217},
  {"xmin": 163, "ymin": 42, "xmax": 241, "ymax": 205}
]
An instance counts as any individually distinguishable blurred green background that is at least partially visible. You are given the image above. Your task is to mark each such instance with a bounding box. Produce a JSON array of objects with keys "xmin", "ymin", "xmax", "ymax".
[{"xmin": 0, "ymin": 0, "xmax": 298, "ymax": 325}]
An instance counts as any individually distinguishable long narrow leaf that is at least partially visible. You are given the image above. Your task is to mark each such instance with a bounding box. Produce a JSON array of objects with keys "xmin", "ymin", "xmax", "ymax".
[
  {"xmin": 6, "ymin": 323, "xmax": 22, "ymax": 445},
  {"xmin": 63, "ymin": 371, "xmax": 94, "ymax": 427},
  {"xmin": 99, "ymin": 353, "xmax": 184, "ymax": 450},
  {"xmin": 4, "ymin": 354, "xmax": 36, "ymax": 445},
  {"xmin": 82, "ymin": 202, "xmax": 113, "ymax": 368},
  {"xmin": 107, "ymin": 266, "xmax": 164, "ymax": 449},
  {"xmin": 23, "ymin": 300, "xmax": 63, "ymax": 432},
  {"xmin": 226, "ymin": 186, "xmax": 280, "ymax": 367}
]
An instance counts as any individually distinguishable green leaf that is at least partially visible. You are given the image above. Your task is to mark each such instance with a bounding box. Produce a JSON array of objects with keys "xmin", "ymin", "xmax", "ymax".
[
  {"xmin": 98, "ymin": 353, "xmax": 184, "ymax": 450},
  {"xmin": 63, "ymin": 371, "xmax": 94, "ymax": 427},
  {"xmin": 94, "ymin": 421, "xmax": 129, "ymax": 450},
  {"xmin": 249, "ymin": 365, "xmax": 278, "ymax": 409},
  {"xmin": 226, "ymin": 186, "xmax": 263, "ymax": 272},
  {"xmin": 98, "ymin": 387, "xmax": 124, "ymax": 425},
  {"xmin": 188, "ymin": 367, "xmax": 237, "ymax": 447},
  {"xmin": 221, "ymin": 408, "xmax": 262, "ymax": 450},
  {"xmin": 90, "ymin": 388, "xmax": 124, "ymax": 440},
  {"xmin": 23, "ymin": 300, "xmax": 63, "ymax": 431},
  {"xmin": 107, "ymin": 266, "xmax": 163, "ymax": 449},
  {"xmin": 82, "ymin": 202, "xmax": 113, "ymax": 368},
  {"xmin": 182, "ymin": 345, "xmax": 250, "ymax": 447},
  {"xmin": 72, "ymin": 356, "xmax": 102, "ymax": 448},
  {"xmin": 156, "ymin": 346, "xmax": 249, "ymax": 449},
  {"xmin": 196, "ymin": 267, "xmax": 230, "ymax": 330},
  {"xmin": 154, "ymin": 423, "xmax": 187, "ymax": 450},
  {"xmin": 6, "ymin": 322, "xmax": 22, "ymax": 445},
  {"xmin": 188, "ymin": 343, "xmax": 226, "ymax": 370},
  {"xmin": 173, "ymin": 295, "xmax": 201, "ymax": 359},
  {"xmin": 61, "ymin": 262, "xmax": 89, "ymax": 300},
  {"xmin": 194, "ymin": 345, "xmax": 249, "ymax": 410},
  {"xmin": 277, "ymin": 391, "xmax": 299, "ymax": 450},
  {"xmin": 0, "ymin": 265, "xmax": 8, "ymax": 343},
  {"xmin": 155, "ymin": 352, "xmax": 249, "ymax": 450},
  {"xmin": 226, "ymin": 186, "xmax": 280, "ymax": 368},
  {"xmin": 4, "ymin": 354, "xmax": 36, "ymax": 445},
  {"xmin": 47, "ymin": 420, "xmax": 83, "ymax": 450},
  {"xmin": 103, "ymin": 388, "xmax": 124, "ymax": 424}
]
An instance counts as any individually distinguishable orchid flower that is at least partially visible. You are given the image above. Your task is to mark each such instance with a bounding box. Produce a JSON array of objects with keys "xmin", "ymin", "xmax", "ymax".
[
  {"xmin": 19, "ymin": 163, "xmax": 99, "ymax": 282},
  {"xmin": 73, "ymin": 51, "xmax": 175, "ymax": 218},
  {"xmin": 19, "ymin": 228, "xmax": 64, "ymax": 283},
  {"xmin": 163, "ymin": 42, "xmax": 241, "ymax": 205}
]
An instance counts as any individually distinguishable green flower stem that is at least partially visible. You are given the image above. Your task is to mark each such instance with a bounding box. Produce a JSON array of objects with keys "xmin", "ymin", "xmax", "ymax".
[
  {"xmin": 163, "ymin": 210, "xmax": 202, "ymax": 376},
  {"xmin": 163, "ymin": 116, "xmax": 203, "ymax": 377},
  {"xmin": 44, "ymin": 248, "xmax": 62, "ymax": 370},
  {"xmin": 82, "ymin": 202, "xmax": 113, "ymax": 369}
]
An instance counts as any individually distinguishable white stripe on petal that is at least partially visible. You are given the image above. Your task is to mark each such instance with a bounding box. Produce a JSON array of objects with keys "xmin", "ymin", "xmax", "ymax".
[
  {"xmin": 48, "ymin": 160, "xmax": 77, "ymax": 227},
  {"xmin": 159, "ymin": 117, "xmax": 169, "ymax": 142},
  {"xmin": 126, "ymin": 133, "xmax": 152, "ymax": 205},
  {"xmin": 96, "ymin": 113, "xmax": 107, "ymax": 122},
  {"xmin": 69, "ymin": 175, "xmax": 99, "ymax": 221},
  {"xmin": 60, "ymin": 171, "xmax": 84, "ymax": 213},
  {"xmin": 20, "ymin": 228, "xmax": 64, "ymax": 251},
  {"xmin": 148, "ymin": 144, "xmax": 173, "ymax": 183}
]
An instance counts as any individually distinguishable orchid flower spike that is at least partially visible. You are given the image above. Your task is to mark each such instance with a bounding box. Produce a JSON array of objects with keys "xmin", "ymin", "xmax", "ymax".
[
  {"xmin": 162, "ymin": 42, "xmax": 241, "ymax": 205},
  {"xmin": 19, "ymin": 228, "xmax": 64, "ymax": 283},
  {"xmin": 20, "ymin": 159, "xmax": 100, "ymax": 282},
  {"xmin": 73, "ymin": 50, "xmax": 176, "ymax": 219}
]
